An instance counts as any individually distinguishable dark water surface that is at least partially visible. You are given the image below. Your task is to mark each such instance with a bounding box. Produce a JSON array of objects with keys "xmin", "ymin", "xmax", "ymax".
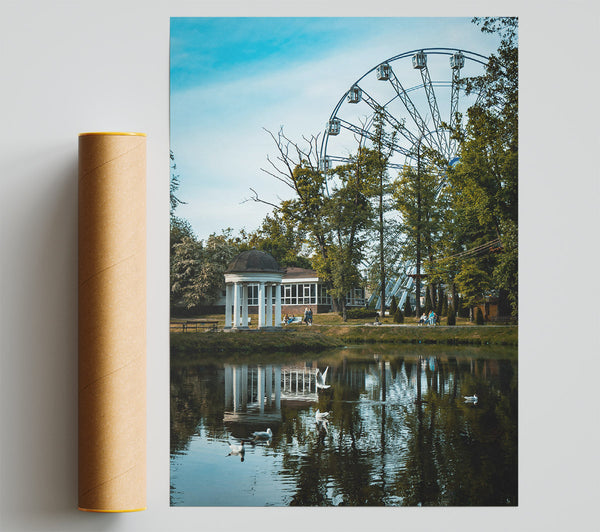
[{"xmin": 170, "ymin": 346, "xmax": 517, "ymax": 506}]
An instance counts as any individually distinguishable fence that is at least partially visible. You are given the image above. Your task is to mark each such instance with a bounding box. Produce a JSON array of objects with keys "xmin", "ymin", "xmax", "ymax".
[{"xmin": 170, "ymin": 320, "xmax": 219, "ymax": 333}]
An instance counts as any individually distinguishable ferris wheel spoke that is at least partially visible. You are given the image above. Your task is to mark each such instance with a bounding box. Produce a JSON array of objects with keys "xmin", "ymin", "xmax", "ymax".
[
  {"xmin": 447, "ymin": 51, "xmax": 467, "ymax": 158},
  {"xmin": 449, "ymin": 68, "xmax": 461, "ymax": 156},
  {"xmin": 337, "ymin": 118, "xmax": 417, "ymax": 162},
  {"xmin": 359, "ymin": 89, "xmax": 421, "ymax": 148},
  {"xmin": 418, "ymin": 63, "xmax": 448, "ymax": 158},
  {"xmin": 387, "ymin": 70, "xmax": 439, "ymax": 154}
]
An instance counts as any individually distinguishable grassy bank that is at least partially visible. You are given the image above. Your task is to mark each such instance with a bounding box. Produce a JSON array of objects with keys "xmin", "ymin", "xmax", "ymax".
[{"xmin": 170, "ymin": 322, "xmax": 517, "ymax": 360}]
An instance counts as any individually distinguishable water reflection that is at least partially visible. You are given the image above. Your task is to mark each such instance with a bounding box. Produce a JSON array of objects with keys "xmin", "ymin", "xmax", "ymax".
[{"xmin": 170, "ymin": 348, "xmax": 517, "ymax": 506}]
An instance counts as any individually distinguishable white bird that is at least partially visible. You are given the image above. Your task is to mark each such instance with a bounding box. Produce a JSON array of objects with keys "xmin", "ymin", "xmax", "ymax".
[
  {"xmin": 316, "ymin": 419, "xmax": 329, "ymax": 434},
  {"xmin": 464, "ymin": 394, "xmax": 478, "ymax": 402},
  {"xmin": 227, "ymin": 441, "xmax": 245, "ymax": 461},
  {"xmin": 316, "ymin": 367, "xmax": 331, "ymax": 389},
  {"xmin": 315, "ymin": 409, "xmax": 330, "ymax": 421},
  {"xmin": 251, "ymin": 428, "xmax": 272, "ymax": 440}
]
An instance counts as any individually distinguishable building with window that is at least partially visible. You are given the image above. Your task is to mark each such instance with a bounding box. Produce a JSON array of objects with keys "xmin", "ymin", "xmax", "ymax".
[
  {"xmin": 278, "ymin": 267, "xmax": 365, "ymax": 314},
  {"xmin": 219, "ymin": 251, "xmax": 366, "ymax": 320}
]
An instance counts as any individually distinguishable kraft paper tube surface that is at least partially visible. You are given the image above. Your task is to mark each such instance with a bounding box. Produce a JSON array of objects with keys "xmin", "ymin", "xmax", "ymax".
[{"xmin": 78, "ymin": 132, "xmax": 146, "ymax": 512}]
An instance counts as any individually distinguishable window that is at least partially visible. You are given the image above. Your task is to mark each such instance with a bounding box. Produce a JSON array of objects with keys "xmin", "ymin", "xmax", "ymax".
[
  {"xmin": 247, "ymin": 284, "xmax": 258, "ymax": 305},
  {"xmin": 318, "ymin": 284, "xmax": 331, "ymax": 305}
]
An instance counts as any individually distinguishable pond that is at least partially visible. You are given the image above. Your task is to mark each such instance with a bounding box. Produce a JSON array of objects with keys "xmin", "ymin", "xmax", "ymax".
[{"xmin": 170, "ymin": 345, "xmax": 517, "ymax": 506}]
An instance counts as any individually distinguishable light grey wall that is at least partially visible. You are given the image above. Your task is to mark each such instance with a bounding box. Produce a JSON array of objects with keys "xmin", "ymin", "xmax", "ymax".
[{"xmin": 1, "ymin": 1, "xmax": 598, "ymax": 531}]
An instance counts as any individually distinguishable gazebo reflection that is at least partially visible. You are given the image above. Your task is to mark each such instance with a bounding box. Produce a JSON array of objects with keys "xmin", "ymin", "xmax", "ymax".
[{"xmin": 223, "ymin": 364, "xmax": 321, "ymax": 431}]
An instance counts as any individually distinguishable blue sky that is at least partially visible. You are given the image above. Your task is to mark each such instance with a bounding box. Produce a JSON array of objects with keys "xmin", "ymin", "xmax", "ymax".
[{"xmin": 170, "ymin": 17, "xmax": 504, "ymax": 241}]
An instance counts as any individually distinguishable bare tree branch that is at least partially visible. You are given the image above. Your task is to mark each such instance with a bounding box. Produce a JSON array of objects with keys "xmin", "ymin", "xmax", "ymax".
[{"xmin": 241, "ymin": 187, "xmax": 281, "ymax": 210}]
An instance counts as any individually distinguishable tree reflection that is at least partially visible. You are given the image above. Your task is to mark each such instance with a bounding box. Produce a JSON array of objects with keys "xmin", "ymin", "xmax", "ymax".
[{"xmin": 170, "ymin": 348, "xmax": 517, "ymax": 506}]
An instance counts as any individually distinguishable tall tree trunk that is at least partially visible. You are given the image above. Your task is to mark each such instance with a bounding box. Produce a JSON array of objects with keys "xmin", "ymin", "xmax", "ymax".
[
  {"xmin": 415, "ymin": 142, "xmax": 422, "ymax": 319},
  {"xmin": 379, "ymin": 174, "xmax": 385, "ymax": 317}
]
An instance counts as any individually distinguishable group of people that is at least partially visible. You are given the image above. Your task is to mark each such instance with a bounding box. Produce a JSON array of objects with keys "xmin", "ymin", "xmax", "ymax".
[
  {"xmin": 283, "ymin": 307, "xmax": 313, "ymax": 326},
  {"xmin": 303, "ymin": 307, "xmax": 313, "ymax": 326},
  {"xmin": 418, "ymin": 310, "xmax": 439, "ymax": 326}
]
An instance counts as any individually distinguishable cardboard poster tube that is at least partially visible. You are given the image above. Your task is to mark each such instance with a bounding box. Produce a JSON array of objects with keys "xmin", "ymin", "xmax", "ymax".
[{"xmin": 78, "ymin": 132, "xmax": 146, "ymax": 512}]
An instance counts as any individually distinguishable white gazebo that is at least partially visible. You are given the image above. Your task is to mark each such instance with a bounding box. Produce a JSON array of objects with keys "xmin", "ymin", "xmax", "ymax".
[{"xmin": 224, "ymin": 250, "xmax": 284, "ymax": 329}]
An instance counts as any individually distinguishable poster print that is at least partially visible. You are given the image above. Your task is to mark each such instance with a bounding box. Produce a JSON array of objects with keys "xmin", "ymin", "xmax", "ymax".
[{"xmin": 169, "ymin": 17, "xmax": 518, "ymax": 507}]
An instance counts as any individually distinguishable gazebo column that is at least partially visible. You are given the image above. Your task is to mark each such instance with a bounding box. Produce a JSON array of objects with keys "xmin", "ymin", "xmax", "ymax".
[
  {"xmin": 266, "ymin": 284, "xmax": 273, "ymax": 327},
  {"xmin": 258, "ymin": 282, "xmax": 266, "ymax": 328},
  {"xmin": 241, "ymin": 283, "xmax": 249, "ymax": 328},
  {"xmin": 275, "ymin": 283, "xmax": 282, "ymax": 327},
  {"xmin": 224, "ymin": 283, "xmax": 232, "ymax": 328},
  {"xmin": 232, "ymin": 282, "xmax": 240, "ymax": 329}
]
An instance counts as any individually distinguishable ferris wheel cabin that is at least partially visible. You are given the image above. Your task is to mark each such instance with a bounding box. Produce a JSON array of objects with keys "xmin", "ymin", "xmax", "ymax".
[
  {"xmin": 327, "ymin": 118, "xmax": 341, "ymax": 136},
  {"xmin": 450, "ymin": 51, "xmax": 465, "ymax": 69},
  {"xmin": 376, "ymin": 63, "xmax": 391, "ymax": 81},
  {"xmin": 412, "ymin": 51, "xmax": 427, "ymax": 69},
  {"xmin": 347, "ymin": 85, "xmax": 362, "ymax": 103}
]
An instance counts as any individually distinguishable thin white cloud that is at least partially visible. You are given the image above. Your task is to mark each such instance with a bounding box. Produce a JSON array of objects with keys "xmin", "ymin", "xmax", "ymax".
[{"xmin": 171, "ymin": 19, "xmax": 500, "ymax": 239}]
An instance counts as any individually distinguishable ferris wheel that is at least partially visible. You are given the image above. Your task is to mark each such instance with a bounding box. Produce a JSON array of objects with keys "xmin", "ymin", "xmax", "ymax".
[
  {"xmin": 318, "ymin": 48, "xmax": 490, "ymax": 310},
  {"xmin": 319, "ymin": 47, "xmax": 489, "ymax": 183}
]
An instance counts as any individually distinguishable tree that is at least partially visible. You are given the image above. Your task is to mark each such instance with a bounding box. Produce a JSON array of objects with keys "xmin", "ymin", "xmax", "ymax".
[
  {"xmin": 368, "ymin": 108, "xmax": 399, "ymax": 316},
  {"xmin": 446, "ymin": 17, "xmax": 518, "ymax": 316},
  {"xmin": 250, "ymin": 128, "xmax": 333, "ymax": 275},
  {"xmin": 475, "ymin": 307, "xmax": 485, "ymax": 325},
  {"xmin": 254, "ymin": 128, "xmax": 374, "ymax": 320},
  {"xmin": 322, "ymin": 147, "xmax": 375, "ymax": 320},
  {"xmin": 170, "ymin": 235, "xmax": 203, "ymax": 310},
  {"xmin": 170, "ymin": 150, "xmax": 186, "ymax": 216},
  {"xmin": 244, "ymin": 212, "xmax": 312, "ymax": 269},
  {"xmin": 404, "ymin": 296, "xmax": 413, "ymax": 318},
  {"xmin": 394, "ymin": 157, "xmax": 446, "ymax": 317},
  {"xmin": 170, "ymin": 230, "xmax": 240, "ymax": 311},
  {"xmin": 389, "ymin": 295, "xmax": 398, "ymax": 316},
  {"xmin": 170, "ymin": 216, "xmax": 194, "ymax": 254},
  {"xmin": 393, "ymin": 307, "xmax": 404, "ymax": 324},
  {"xmin": 446, "ymin": 303, "xmax": 456, "ymax": 326}
]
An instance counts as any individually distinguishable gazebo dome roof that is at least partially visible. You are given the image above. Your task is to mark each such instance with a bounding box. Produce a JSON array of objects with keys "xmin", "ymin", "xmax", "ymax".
[{"xmin": 225, "ymin": 249, "xmax": 283, "ymax": 274}]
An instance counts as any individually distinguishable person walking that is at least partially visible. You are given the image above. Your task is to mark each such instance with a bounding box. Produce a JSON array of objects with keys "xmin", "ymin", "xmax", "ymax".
[
  {"xmin": 303, "ymin": 307, "xmax": 309, "ymax": 326},
  {"xmin": 308, "ymin": 307, "xmax": 313, "ymax": 326}
]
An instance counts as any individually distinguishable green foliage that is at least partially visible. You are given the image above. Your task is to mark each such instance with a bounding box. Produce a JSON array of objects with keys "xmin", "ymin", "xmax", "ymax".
[
  {"xmin": 317, "ymin": 147, "xmax": 376, "ymax": 318},
  {"xmin": 170, "ymin": 230, "xmax": 239, "ymax": 310},
  {"xmin": 454, "ymin": 258, "xmax": 491, "ymax": 309},
  {"xmin": 244, "ymin": 213, "xmax": 311, "ymax": 269},
  {"xmin": 394, "ymin": 163, "xmax": 446, "ymax": 264},
  {"xmin": 343, "ymin": 308, "xmax": 378, "ymax": 319},
  {"xmin": 444, "ymin": 17, "xmax": 518, "ymax": 317},
  {"xmin": 403, "ymin": 296, "xmax": 413, "ymax": 317},
  {"xmin": 475, "ymin": 307, "xmax": 485, "ymax": 325},
  {"xmin": 446, "ymin": 304, "xmax": 456, "ymax": 326},
  {"xmin": 389, "ymin": 295, "xmax": 398, "ymax": 315},
  {"xmin": 170, "ymin": 216, "xmax": 194, "ymax": 254},
  {"xmin": 368, "ymin": 108, "xmax": 400, "ymax": 316},
  {"xmin": 393, "ymin": 308, "xmax": 404, "ymax": 324}
]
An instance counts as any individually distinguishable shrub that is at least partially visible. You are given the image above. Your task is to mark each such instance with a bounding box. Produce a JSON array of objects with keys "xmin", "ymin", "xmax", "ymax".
[
  {"xmin": 457, "ymin": 296, "xmax": 469, "ymax": 318},
  {"xmin": 343, "ymin": 308, "xmax": 378, "ymax": 319},
  {"xmin": 389, "ymin": 295, "xmax": 398, "ymax": 316},
  {"xmin": 446, "ymin": 304, "xmax": 456, "ymax": 326},
  {"xmin": 403, "ymin": 296, "xmax": 413, "ymax": 317},
  {"xmin": 393, "ymin": 308, "xmax": 404, "ymax": 323},
  {"xmin": 475, "ymin": 307, "xmax": 484, "ymax": 325}
]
